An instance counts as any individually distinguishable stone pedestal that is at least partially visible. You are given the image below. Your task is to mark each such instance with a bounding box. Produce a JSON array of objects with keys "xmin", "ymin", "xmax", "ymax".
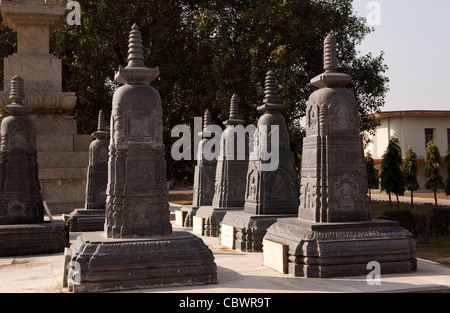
[
  {"xmin": 264, "ymin": 34, "xmax": 417, "ymax": 278},
  {"xmin": 221, "ymin": 212, "xmax": 296, "ymax": 252},
  {"xmin": 194, "ymin": 95, "xmax": 249, "ymax": 237},
  {"xmin": 0, "ymin": 0, "xmax": 89, "ymax": 214},
  {"xmin": 0, "ymin": 221, "xmax": 68, "ymax": 257},
  {"xmin": 66, "ymin": 111, "xmax": 109, "ymax": 232},
  {"xmin": 221, "ymin": 71, "xmax": 299, "ymax": 251},
  {"xmin": 69, "ymin": 231, "xmax": 216, "ymax": 293},
  {"xmin": 0, "ymin": 76, "xmax": 68, "ymax": 257},
  {"xmin": 67, "ymin": 24, "xmax": 216, "ymax": 292},
  {"xmin": 264, "ymin": 218, "xmax": 416, "ymax": 278},
  {"xmin": 194, "ymin": 206, "xmax": 243, "ymax": 237}
]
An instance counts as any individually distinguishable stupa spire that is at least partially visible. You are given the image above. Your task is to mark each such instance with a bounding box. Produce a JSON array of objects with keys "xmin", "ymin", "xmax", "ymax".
[
  {"xmin": 324, "ymin": 33, "xmax": 338, "ymax": 72},
  {"xmin": 229, "ymin": 94, "xmax": 240, "ymax": 120},
  {"xmin": 5, "ymin": 75, "xmax": 31, "ymax": 116},
  {"xmin": 311, "ymin": 33, "xmax": 351, "ymax": 89},
  {"xmin": 259, "ymin": 70, "xmax": 284, "ymax": 112},
  {"xmin": 127, "ymin": 23, "xmax": 146, "ymax": 68},
  {"xmin": 115, "ymin": 23, "xmax": 160, "ymax": 85}
]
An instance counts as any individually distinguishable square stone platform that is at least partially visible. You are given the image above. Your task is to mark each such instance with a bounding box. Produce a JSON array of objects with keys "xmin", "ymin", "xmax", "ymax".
[
  {"xmin": 67, "ymin": 230, "xmax": 217, "ymax": 293},
  {"xmin": 220, "ymin": 211, "xmax": 297, "ymax": 252},
  {"xmin": 264, "ymin": 218, "xmax": 417, "ymax": 278},
  {"xmin": 0, "ymin": 220, "xmax": 69, "ymax": 257},
  {"xmin": 194, "ymin": 206, "xmax": 244, "ymax": 237}
]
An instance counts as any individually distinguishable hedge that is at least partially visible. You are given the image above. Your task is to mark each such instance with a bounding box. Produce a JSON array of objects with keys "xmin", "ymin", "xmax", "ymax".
[{"xmin": 382, "ymin": 208, "xmax": 450, "ymax": 237}]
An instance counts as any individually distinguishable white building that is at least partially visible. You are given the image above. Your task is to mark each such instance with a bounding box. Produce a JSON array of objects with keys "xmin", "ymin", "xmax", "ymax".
[{"xmin": 365, "ymin": 110, "xmax": 450, "ymax": 188}]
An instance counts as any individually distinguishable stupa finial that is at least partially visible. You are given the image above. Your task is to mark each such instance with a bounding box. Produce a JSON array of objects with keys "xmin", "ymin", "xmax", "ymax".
[
  {"xmin": 324, "ymin": 33, "xmax": 338, "ymax": 72},
  {"xmin": 203, "ymin": 109, "xmax": 212, "ymax": 130},
  {"xmin": 92, "ymin": 109, "xmax": 109, "ymax": 140},
  {"xmin": 224, "ymin": 94, "xmax": 245, "ymax": 126},
  {"xmin": 229, "ymin": 94, "xmax": 240, "ymax": 120},
  {"xmin": 310, "ymin": 32, "xmax": 352, "ymax": 89},
  {"xmin": 114, "ymin": 23, "xmax": 160, "ymax": 85},
  {"xmin": 258, "ymin": 70, "xmax": 285, "ymax": 113},
  {"xmin": 98, "ymin": 110, "xmax": 106, "ymax": 132},
  {"xmin": 5, "ymin": 75, "xmax": 31, "ymax": 115},
  {"xmin": 127, "ymin": 23, "xmax": 146, "ymax": 68}
]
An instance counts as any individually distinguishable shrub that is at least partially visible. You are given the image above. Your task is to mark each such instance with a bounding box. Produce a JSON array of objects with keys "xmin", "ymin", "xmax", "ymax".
[
  {"xmin": 382, "ymin": 210, "xmax": 416, "ymax": 234},
  {"xmin": 432, "ymin": 208, "xmax": 450, "ymax": 236},
  {"xmin": 383, "ymin": 207, "xmax": 450, "ymax": 239}
]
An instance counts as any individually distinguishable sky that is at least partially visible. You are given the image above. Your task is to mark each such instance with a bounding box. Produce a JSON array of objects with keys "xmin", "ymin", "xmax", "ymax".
[{"xmin": 352, "ymin": 0, "xmax": 450, "ymax": 112}]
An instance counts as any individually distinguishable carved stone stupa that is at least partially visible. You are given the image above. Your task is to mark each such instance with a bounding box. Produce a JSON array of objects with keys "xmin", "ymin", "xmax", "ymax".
[
  {"xmin": 0, "ymin": 76, "xmax": 68, "ymax": 257},
  {"xmin": 220, "ymin": 70, "xmax": 299, "ymax": 252},
  {"xmin": 264, "ymin": 34, "xmax": 417, "ymax": 278},
  {"xmin": 67, "ymin": 24, "xmax": 216, "ymax": 293},
  {"xmin": 194, "ymin": 94, "xmax": 249, "ymax": 237},
  {"xmin": 66, "ymin": 110, "xmax": 109, "ymax": 232},
  {"xmin": 179, "ymin": 109, "xmax": 218, "ymax": 227}
]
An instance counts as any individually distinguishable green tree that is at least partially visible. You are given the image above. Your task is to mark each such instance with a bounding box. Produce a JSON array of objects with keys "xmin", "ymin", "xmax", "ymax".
[
  {"xmin": 425, "ymin": 140, "xmax": 444, "ymax": 207},
  {"xmin": 445, "ymin": 149, "xmax": 450, "ymax": 196},
  {"xmin": 0, "ymin": 14, "xmax": 17, "ymax": 91},
  {"xmin": 380, "ymin": 137, "xmax": 405, "ymax": 209},
  {"xmin": 0, "ymin": 0, "xmax": 390, "ymax": 182},
  {"xmin": 403, "ymin": 146, "xmax": 420, "ymax": 208},
  {"xmin": 365, "ymin": 151, "xmax": 379, "ymax": 203}
]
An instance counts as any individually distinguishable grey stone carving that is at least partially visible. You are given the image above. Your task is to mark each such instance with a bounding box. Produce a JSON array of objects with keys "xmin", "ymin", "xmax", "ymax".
[
  {"xmin": 195, "ymin": 94, "xmax": 249, "ymax": 237},
  {"xmin": 181, "ymin": 110, "xmax": 218, "ymax": 227},
  {"xmin": 264, "ymin": 34, "xmax": 417, "ymax": 278},
  {"xmin": 221, "ymin": 71, "xmax": 299, "ymax": 252},
  {"xmin": 104, "ymin": 24, "xmax": 172, "ymax": 239},
  {"xmin": 0, "ymin": 76, "xmax": 68, "ymax": 257},
  {"xmin": 0, "ymin": 0, "xmax": 90, "ymax": 214},
  {"xmin": 68, "ymin": 24, "xmax": 216, "ymax": 293},
  {"xmin": 0, "ymin": 76, "xmax": 42, "ymax": 225},
  {"xmin": 66, "ymin": 110, "xmax": 109, "ymax": 232},
  {"xmin": 85, "ymin": 110, "xmax": 109, "ymax": 211}
]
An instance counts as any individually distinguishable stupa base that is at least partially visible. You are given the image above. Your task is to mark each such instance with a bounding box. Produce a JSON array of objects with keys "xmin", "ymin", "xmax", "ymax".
[
  {"xmin": 264, "ymin": 218, "xmax": 417, "ymax": 278},
  {"xmin": 220, "ymin": 211, "xmax": 297, "ymax": 252},
  {"xmin": 0, "ymin": 221, "xmax": 69, "ymax": 257},
  {"xmin": 67, "ymin": 231, "xmax": 217, "ymax": 293},
  {"xmin": 194, "ymin": 206, "xmax": 243, "ymax": 237},
  {"xmin": 65, "ymin": 209, "xmax": 105, "ymax": 232}
]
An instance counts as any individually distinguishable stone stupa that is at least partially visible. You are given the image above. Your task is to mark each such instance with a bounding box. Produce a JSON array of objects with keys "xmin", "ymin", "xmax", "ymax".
[
  {"xmin": 178, "ymin": 109, "xmax": 218, "ymax": 227},
  {"xmin": 0, "ymin": 75, "xmax": 68, "ymax": 257},
  {"xmin": 66, "ymin": 110, "xmax": 109, "ymax": 232},
  {"xmin": 263, "ymin": 34, "xmax": 417, "ymax": 278},
  {"xmin": 220, "ymin": 70, "xmax": 299, "ymax": 252},
  {"xmin": 194, "ymin": 94, "xmax": 249, "ymax": 237},
  {"xmin": 67, "ymin": 24, "xmax": 217, "ymax": 293}
]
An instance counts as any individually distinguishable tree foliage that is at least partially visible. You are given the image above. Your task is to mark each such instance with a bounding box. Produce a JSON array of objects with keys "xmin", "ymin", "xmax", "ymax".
[
  {"xmin": 403, "ymin": 146, "xmax": 420, "ymax": 208},
  {"xmin": 403, "ymin": 146, "xmax": 420, "ymax": 191},
  {"xmin": 365, "ymin": 151, "xmax": 379, "ymax": 189},
  {"xmin": 0, "ymin": 0, "xmax": 390, "ymax": 182},
  {"xmin": 425, "ymin": 140, "xmax": 444, "ymax": 207},
  {"xmin": 380, "ymin": 137, "xmax": 405, "ymax": 208},
  {"xmin": 365, "ymin": 150, "xmax": 378, "ymax": 203},
  {"xmin": 445, "ymin": 149, "xmax": 450, "ymax": 196}
]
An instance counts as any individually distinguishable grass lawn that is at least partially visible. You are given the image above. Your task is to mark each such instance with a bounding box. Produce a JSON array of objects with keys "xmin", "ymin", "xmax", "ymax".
[{"xmin": 169, "ymin": 190, "xmax": 450, "ymax": 266}]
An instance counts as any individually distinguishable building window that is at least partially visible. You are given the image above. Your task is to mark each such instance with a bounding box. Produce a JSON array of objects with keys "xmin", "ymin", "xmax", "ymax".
[
  {"xmin": 425, "ymin": 129, "xmax": 434, "ymax": 147},
  {"xmin": 448, "ymin": 129, "xmax": 450, "ymax": 147}
]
